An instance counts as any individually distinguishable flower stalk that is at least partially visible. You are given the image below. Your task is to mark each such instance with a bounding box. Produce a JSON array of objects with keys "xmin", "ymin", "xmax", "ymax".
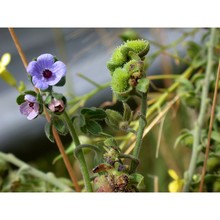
[
  {"xmin": 130, "ymin": 92, "xmax": 147, "ymax": 173},
  {"xmin": 62, "ymin": 111, "xmax": 93, "ymax": 192}
]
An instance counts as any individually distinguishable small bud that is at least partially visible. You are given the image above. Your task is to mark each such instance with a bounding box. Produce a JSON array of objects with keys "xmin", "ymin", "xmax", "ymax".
[{"xmin": 48, "ymin": 98, "xmax": 65, "ymax": 113}]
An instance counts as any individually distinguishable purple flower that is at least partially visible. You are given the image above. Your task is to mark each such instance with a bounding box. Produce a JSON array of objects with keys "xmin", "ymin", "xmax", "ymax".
[
  {"xmin": 26, "ymin": 54, "xmax": 66, "ymax": 90},
  {"xmin": 48, "ymin": 98, "xmax": 65, "ymax": 113},
  {"xmin": 19, "ymin": 95, "xmax": 39, "ymax": 120}
]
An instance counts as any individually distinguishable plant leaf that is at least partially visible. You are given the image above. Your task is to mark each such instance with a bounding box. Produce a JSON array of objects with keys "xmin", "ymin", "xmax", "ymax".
[
  {"xmin": 136, "ymin": 78, "xmax": 149, "ymax": 93},
  {"xmin": 81, "ymin": 107, "xmax": 107, "ymax": 120},
  {"xmin": 86, "ymin": 120, "xmax": 103, "ymax": 135},
  {"xmin": 52, "ymin": 116, "xmax": 68, "ymax": 135},
  {"xmin": 129, "ymin": 173, "xmax": 145, "ymax": 190},
  {"xmin": 211, "ymin": 131, "xmax": 220, "ymax": 143},
  {"xmin": 105, "ymin": 109, "xmax": 123, "ymax": 129},
  {"xmin": 44, "ymin": 122, "xmax": 54, "ymax": 143}
]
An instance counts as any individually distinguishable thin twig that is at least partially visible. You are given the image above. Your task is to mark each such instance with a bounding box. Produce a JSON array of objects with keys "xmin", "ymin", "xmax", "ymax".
[
  {"xmin": 8, "ymin": 28, "xmax": 81, "ymax": 192},
  {"xmin": 155, "ymin": 113, "xmax": 166, "ymax": 158},
  {"xmin": 199, "ymin": 60, "xmax": 220, "ymax": 192},
  {"xmin": 154, "ymin": 176, "xmax": 159, "ymax": 192}
]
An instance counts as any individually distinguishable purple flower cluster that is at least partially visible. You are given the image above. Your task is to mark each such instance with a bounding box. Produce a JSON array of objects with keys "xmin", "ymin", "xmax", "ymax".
[
  {"xmin": 18, "ymin": 53, "xmax": 67, "ymax": 120},
  {"xmin": 19, "ymin": 95, "xmax": 39, "ymax": 120},
  {"xmin": 27, "ymin": 54, "xmax": 66, "ymax": 90}
]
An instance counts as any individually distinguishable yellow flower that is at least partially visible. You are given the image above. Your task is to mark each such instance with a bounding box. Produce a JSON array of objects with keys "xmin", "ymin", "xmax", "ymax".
[
  {"xmin": 168, "ymin": 169, "xmax": 184, "ymax": 192},
  {"xmin": 0, "ymin": 53, "xmax": 17, "ymax": 87}
]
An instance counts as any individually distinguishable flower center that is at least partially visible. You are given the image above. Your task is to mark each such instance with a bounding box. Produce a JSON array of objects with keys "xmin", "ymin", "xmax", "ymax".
[
  {"xmin": 29, "ymin": 102, "xmax": 34, "ymax": 108},
  {"xmin": 43, "ymin": 69, "xmax": 52, "ymax": 79},
  {"xmin": 55, "ymin": 105, "xmax": 64, "ymax": 112}
]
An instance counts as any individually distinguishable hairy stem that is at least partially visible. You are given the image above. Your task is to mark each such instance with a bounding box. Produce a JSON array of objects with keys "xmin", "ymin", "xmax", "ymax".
[
  {"xmin": 0, "ymin": 152, "xmax": 73, "ymax": 191},
  {"xmin": 130, "ymin": 92, "xmax": 147, "ymax": 173},
  {"xmin": 62, "ymin": 111, "xmax": 93, "ymax": 192},
  {"xmin": 199, "ymin": 60, "xmax": 220, "ymax": 192},
  {"xmin": 183, "ymin": 28, "xmax": 216, "ymax": 192}
]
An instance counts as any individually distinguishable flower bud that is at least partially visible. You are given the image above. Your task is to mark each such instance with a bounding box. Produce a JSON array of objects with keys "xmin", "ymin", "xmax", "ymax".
[{"xmin": 48, "ymin": 98, "xmax": 65, "ymax": 113}]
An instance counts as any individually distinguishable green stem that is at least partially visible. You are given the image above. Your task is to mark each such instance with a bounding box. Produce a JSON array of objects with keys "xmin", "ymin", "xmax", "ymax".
[
  {"xmin": 119, "ymin": 66, "xmax": 194, "ymax": 151},
  {"xmin": 0, "ymin": 152, "xmax": 73, "ymax": 191},
  {"xmin": 183, "ymin": 28, "xmax": 216, "ymax": 192},
  {"xmin": 78, "ymin": 73, "xmax": 102, "ymax": 88},
  {"xmin": 148, "ymin": 74, "xmax": 179, "ymax": 80},
  {"xmin": 74, "ymin": 144, "xmax": 103, "ymax": 155},
  {"xmin": 74, "ymin": 144, "xmax": 103, "ymax": 164},
  {"xmin": 130, "ymin": 92, "xmax": 147, "ymax": 173},
  {"xmin": 62, "ymin": 111, "xmax": 93, "ymax": 192}
]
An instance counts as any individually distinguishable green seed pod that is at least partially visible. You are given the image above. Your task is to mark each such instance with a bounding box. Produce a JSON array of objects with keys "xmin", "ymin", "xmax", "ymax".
[
  {"xmin": 111, "ymin": 46, "xmax": 127, "ymax": 66},
  {"xmin": 111, "ymin": 68, "xmax": 132, "ymax": 97},
  {"xmin": 107, "ymin": 46, "xmax": 131, "ymax": 74},
  {"xmin": 125, "ymin": 39, "xmax": 150, "ymax": 57}
]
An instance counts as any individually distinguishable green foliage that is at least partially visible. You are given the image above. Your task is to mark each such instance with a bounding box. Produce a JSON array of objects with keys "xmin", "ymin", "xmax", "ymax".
[
  {"xmin": 105, "ymin": 109, "xmax": 124, "ymax": 130},
  {"xmin": 51, "ymin": 116, "xmax": 68, "ymax": 135},
  {"xmin": 136, "ymin": 78, "xmax": 150, "ymax": 93},
  {"xmin": 79, "ymin": 107, "xmax": 107, "ymax": 135},
  {"xmin": 44, "ymin": 122, "xmax": 54, "ymax": 143}
]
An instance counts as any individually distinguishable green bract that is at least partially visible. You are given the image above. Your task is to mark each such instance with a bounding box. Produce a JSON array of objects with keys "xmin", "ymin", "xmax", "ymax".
[
  {"xmin": 111, "ymin": 68, "xmax": 131, "ymax": 95},
  {"xmin": 125, "ymin": 39, "xmax": 150, "ymax": 57},
  {"xmin": 108, "ymin": 39, "xmax": 150, "ymax": 101},
  {"xmin": 107, "ymin": 39, "xmax": 150, "ymax": 75},
  {"xmin": 107, "ymin": 46, "xmax": 128, "ymax": 74},
  {"xmin": 111, "ymin": 46, "xmax": 127, "ymax": 66}
]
